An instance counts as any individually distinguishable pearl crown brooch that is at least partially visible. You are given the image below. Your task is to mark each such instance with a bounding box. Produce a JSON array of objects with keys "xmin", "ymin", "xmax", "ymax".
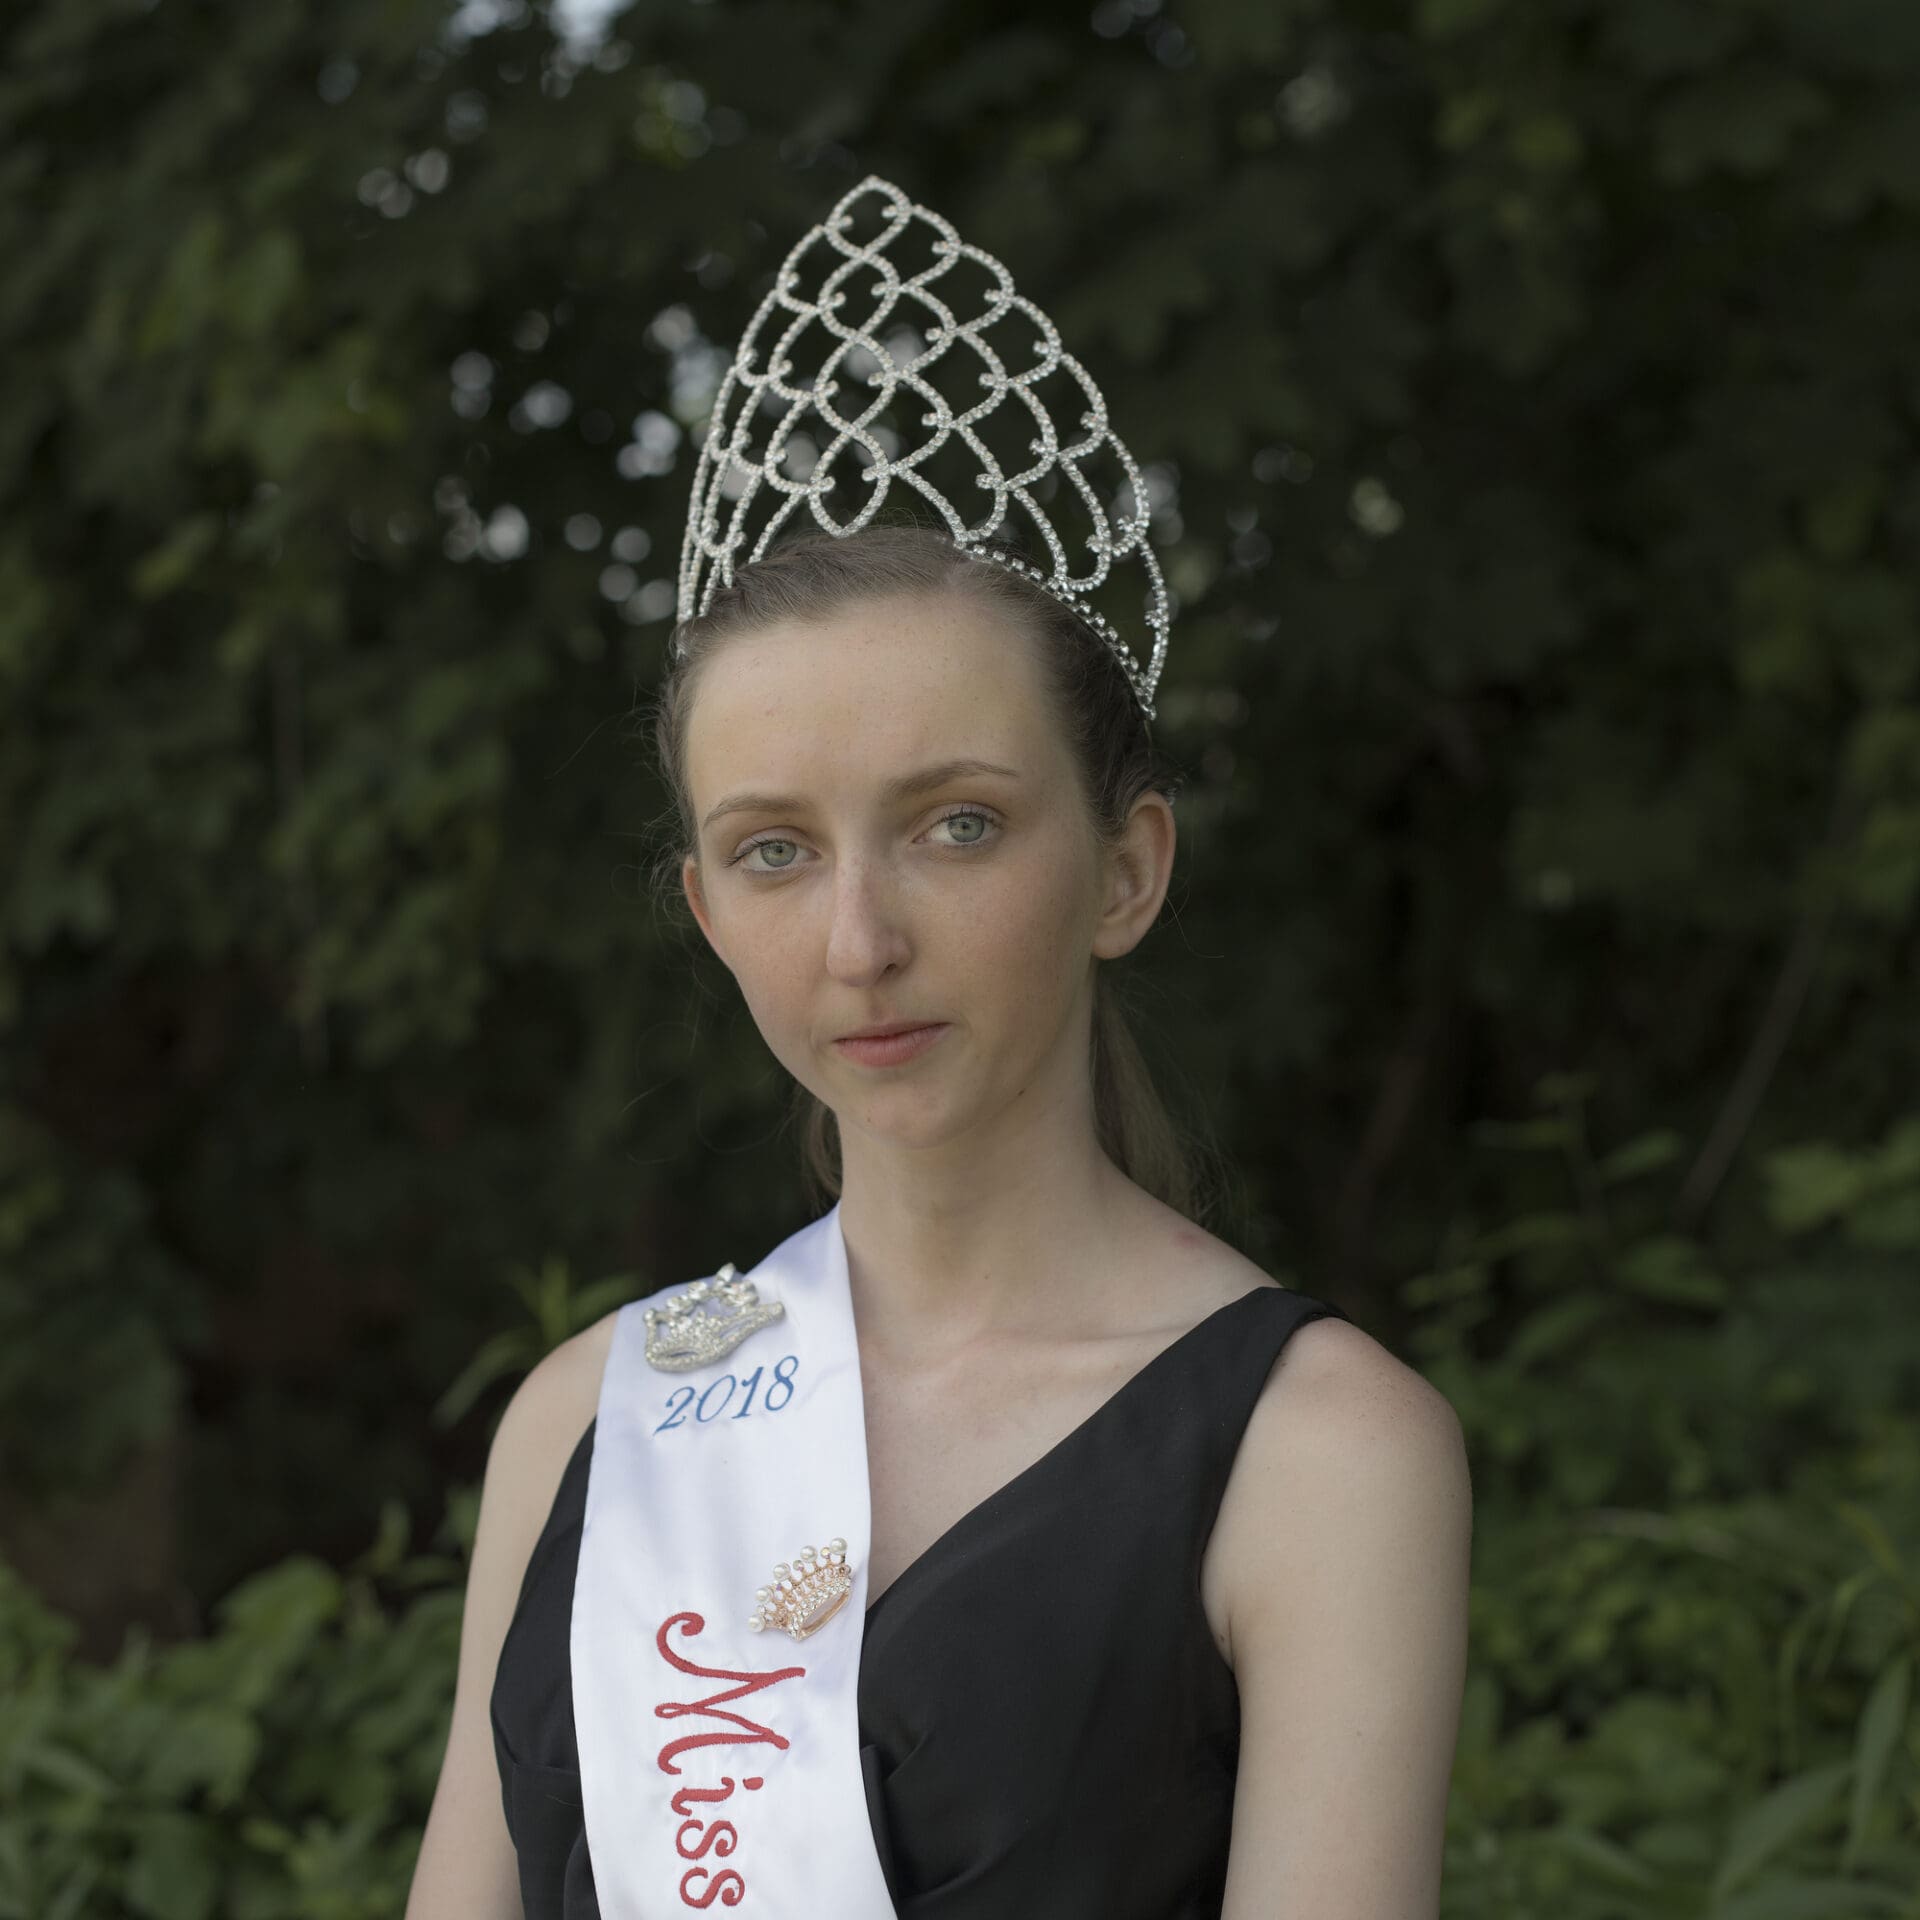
[{"xmin": 749, "ymin": 1537, "xmax": 855, "ymax": 1640}]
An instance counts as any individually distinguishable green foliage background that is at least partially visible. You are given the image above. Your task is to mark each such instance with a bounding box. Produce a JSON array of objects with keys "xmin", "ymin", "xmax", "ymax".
[{"xmin": 1, "ymin": 0, "xmax": 1916, "ymax": 1912}]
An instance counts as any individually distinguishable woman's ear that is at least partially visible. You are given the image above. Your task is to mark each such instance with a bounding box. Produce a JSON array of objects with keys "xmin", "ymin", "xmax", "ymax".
[
  {"xmin": 682, "ymin": 852, "xmax": 729, "ymax": 970},
  {"xmin": 1092, "ymin": 790, "xmax": 1176, "ymax": 962}
]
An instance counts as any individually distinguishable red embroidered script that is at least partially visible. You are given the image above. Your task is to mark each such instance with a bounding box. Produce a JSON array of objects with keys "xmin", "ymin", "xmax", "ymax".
[{"xmin": 652, "ymin": 1609, "xmax": 806, "ymax": 1908}]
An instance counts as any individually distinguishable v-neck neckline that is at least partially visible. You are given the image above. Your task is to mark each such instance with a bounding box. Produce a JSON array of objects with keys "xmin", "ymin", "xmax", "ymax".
[{"xmin": 860, "ymin": 1285, "xmax": 1280, "ymax": 1625}]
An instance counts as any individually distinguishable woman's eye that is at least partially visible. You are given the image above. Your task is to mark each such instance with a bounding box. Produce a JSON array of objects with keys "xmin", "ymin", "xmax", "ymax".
[
  {"xmin": 733, "ymin": 837, "xmax": 800, "ymax": 872},
  {"xmin": 940, "ymin": 809, "xmax": 993, "ymax": 846},
  {"xmin": 728, "ymin": 807, "xmax": 1000, "ymax": 874}
]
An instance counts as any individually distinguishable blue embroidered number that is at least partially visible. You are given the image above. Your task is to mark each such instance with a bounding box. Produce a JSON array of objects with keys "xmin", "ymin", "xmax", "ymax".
[
  {"xmin": 651, "ymin": 1353, "xmax": 801, "ymax": 1433},
  {"xmin": 764, "ymin": 1353, "xmax": 799, "ymax": 1410}
]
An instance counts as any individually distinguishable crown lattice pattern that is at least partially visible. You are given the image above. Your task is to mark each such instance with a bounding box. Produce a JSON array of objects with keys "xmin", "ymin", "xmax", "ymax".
[{"xmin": 676, "ymin": 174, "xmax": 1171, "ymax": 721}]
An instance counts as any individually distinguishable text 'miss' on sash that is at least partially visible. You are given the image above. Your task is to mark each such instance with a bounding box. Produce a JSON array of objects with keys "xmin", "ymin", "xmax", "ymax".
[{"xmin": 571, "ymin": 1199, "xmax": 898, "ymax": 1915}]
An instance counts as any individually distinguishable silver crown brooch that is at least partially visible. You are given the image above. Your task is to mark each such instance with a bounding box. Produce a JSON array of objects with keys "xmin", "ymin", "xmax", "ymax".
[{"xmin": 643, "ymin": 1263, "xmax": 786, "ymax": 1372}]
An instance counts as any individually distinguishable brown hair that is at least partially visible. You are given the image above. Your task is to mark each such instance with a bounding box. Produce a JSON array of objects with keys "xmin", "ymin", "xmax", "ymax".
[{"xmin": 642, "ymin": 518, "xmax": 1233, "ymax": 1228}]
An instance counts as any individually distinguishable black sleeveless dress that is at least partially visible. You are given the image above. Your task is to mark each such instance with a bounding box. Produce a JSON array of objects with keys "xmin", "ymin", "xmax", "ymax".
[{"xmin": 490, "ymin": 1283, "xmax": 1349, "ymax": 1917}]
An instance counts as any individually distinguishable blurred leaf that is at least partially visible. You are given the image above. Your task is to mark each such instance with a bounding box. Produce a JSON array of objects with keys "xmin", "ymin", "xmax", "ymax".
[
  {"xmin": 1616, "ymin": 1235, "xmax": 1730, "ymax": 1310},
  {"xmin": 1708, "ymin": 1760, "xmax": 1851, "ymax": 1900},
  {"xmin": 1842, "ymin": 1654, "xmax": 1912, "ymax": 1873}
]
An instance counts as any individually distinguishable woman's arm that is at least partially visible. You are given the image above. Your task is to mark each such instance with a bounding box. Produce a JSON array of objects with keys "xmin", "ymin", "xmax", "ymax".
[
  {"xmin": 1219, "ymin": 1317, "xmax": 1473, "ymax": 1920},
  {"xmin": 404, "ymin": 1319, "xmax": 614, "ymax": 1920}
]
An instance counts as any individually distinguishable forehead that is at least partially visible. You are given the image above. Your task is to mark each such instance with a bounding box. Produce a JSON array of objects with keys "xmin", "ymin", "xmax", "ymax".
[{"xmin": 683, "ymin": 590, "xmax": 1048, "ymax": 791}]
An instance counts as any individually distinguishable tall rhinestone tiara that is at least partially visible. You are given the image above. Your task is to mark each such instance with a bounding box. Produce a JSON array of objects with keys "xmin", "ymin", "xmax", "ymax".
[{"xmin": 675, "ymin": 173, "xmax": 1172, "ymax": 723}]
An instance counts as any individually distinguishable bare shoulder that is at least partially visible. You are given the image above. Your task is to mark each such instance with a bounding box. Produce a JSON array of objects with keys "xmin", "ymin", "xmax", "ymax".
[
  {"xmin": 1236, "ymin": 1306, "xmax": 1467, "ymax": 1533},
  {"xmin": 460, "ymin": 1308, "xmax": 621, "ymax": 1645},
  {"xmin": 520, "ymin": 1305, "xmax": 621, "ymax": 1427},
  {"xmin": 489, "ymin": 1307, "xmax": 621, "ymax": 1511},
  {"xmin": 471, "ymin": 1305, "xmax": 624, "ymax": 1646},
  {"xmin": 1144, "ymin": 1211, "xmax": 1466, "ymax": 1510},
  {"xmin": 1265, "ymin": 1306, "xmax": 1456, "ymax": 1431},
  {"xmin": 1152, "ymin": 1195, "xmax": 1454, "ymax": 1432},
  {"xmin": 1205, "ymin": 1265, "xmax": 1469, "ymax": 1645}
]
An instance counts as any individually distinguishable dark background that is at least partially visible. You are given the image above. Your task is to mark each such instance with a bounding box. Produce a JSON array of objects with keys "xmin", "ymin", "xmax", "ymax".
[{"xmin": 2, "ymin": 1, "xmax": 1916, "ymax": 1912}]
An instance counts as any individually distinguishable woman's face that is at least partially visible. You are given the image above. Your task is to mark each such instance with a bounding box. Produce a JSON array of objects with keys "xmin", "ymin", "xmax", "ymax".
[{"xmin": 679, "ymin": 589, "xmax": 1166, "ymax": 1150}]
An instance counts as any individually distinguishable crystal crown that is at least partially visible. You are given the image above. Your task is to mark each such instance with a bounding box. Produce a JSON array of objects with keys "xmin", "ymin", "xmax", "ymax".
[{"xmin": 676, "ymin": 173, "xmax": 1172, "ymax": 721}]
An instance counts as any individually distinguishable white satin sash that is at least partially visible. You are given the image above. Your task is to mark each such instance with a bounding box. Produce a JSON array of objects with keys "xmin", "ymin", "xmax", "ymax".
[{"xmin": 571, "ymin": 1199, "xmax": 897, "ymax": 1916}]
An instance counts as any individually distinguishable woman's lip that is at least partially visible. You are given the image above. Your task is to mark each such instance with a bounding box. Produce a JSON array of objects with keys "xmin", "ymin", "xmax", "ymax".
[{"xmin": 831, "ymin": 1023, "xmax": 950, "ymax": 1065}]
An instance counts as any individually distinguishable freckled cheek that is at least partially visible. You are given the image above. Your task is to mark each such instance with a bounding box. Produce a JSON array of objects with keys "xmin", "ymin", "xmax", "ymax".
[
  {"xmin": 958, "ymin": 855, "xmax": 1092, "ymax": 1028},
  {"xmin": 733, "ymin": 933, "xmax": 816, "ymax": 1035}
]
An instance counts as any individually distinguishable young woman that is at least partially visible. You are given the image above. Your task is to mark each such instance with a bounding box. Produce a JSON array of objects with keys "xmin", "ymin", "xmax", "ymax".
[{"xmin": 409, "ymin": 179, "xmax": 1470, "ymax": 1920}]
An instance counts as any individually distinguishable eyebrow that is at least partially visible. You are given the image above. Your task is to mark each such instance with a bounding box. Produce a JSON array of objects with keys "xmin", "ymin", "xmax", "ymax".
[{"xmin": 701, "ymin": 757, "xmax": 1024, "ymax": 834}]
